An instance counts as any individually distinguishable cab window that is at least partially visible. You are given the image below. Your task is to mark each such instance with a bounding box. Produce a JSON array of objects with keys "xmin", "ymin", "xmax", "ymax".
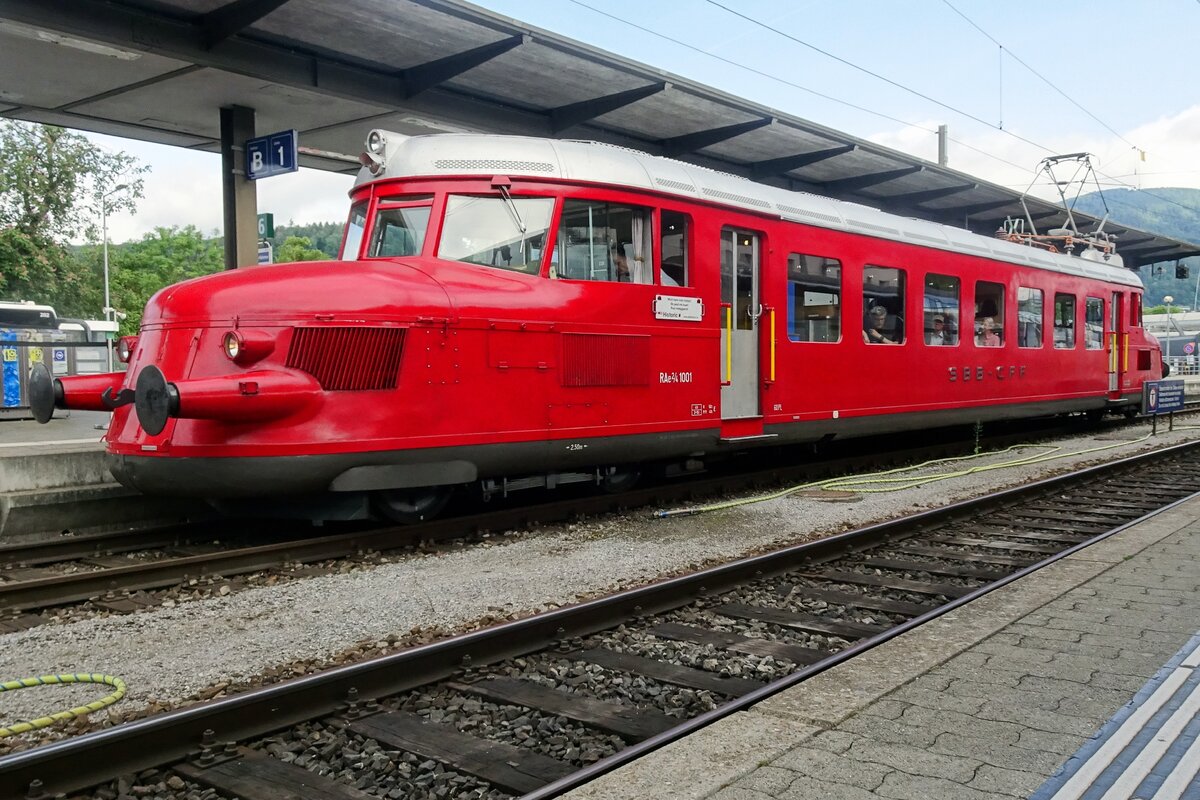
[
  {"xmin": 555, "ymin": 200, "xmax": 653, "ymax": 284},
  {"xmin": 368, "ymin": 195, "xmax": 433, "ymax": 258},
  {"xmin": 339, "ymin": 201, "xmax": 368, "ymax": 259},
  {"xmin": 438, "ymin": 195, "xmax": 554, "ymax": 274},
  {"xmin": 788, "ymin": 254, "xmax": 841, "ymax": 343},
  {"xmin": 863, "ymin": 265, "xmax": 905, "ymax": 344},
  {"xmin": 660, "ymin": 210, "xmax": 689, "ymax": 287}
]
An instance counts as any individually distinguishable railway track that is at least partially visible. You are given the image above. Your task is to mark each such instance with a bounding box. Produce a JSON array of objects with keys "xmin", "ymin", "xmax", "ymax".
[
  {"xmin": 3, "ymin": 439, "xmax": 1199, "ymax": 800},
  {"xmin": 0, "ymin": 414, "xmax": 1169, "ymax": 624}
]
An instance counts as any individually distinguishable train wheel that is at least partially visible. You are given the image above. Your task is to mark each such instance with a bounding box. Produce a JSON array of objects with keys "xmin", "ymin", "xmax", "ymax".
[
  {"xmin": 372, "ymin": 486, "xmax": 453, "ymax": 524},
  {"xmin": 601, "ymin": 467, "xmax": 642, "ymax": 493}
]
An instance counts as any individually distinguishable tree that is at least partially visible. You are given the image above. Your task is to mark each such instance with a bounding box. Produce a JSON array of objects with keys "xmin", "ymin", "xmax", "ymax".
[
  {"xmin": 0, "ymin": 121, "xmax": 146, "ymax": 315},
  {"xmin": 276, "ymin": 235, "xmax": 329, "ymax": 263},
  {"xmin": 77, "ymin": 226, "xmax": 223, "ymax": 334}
]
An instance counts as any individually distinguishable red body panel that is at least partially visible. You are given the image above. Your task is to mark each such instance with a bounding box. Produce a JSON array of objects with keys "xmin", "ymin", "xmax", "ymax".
[{"xmin": 90, "ymin": 173, "xmax": 1159, "ymax": 496}]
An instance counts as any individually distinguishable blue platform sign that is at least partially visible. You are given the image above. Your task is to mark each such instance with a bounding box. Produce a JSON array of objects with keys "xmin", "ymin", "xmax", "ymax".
[
  {"xmin": 246, "ymin": 129, "xmax": 298, "ymax": 181},
  {"xmin": 1143, "ymin": 379, "xmax": 1185, "ymax": 415}
]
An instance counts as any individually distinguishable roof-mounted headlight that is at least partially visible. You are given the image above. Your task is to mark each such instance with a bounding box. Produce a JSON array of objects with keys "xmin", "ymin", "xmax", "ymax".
[{"xmin": 367, "ymin": 130, "xmax": 387, "ymax": 156}]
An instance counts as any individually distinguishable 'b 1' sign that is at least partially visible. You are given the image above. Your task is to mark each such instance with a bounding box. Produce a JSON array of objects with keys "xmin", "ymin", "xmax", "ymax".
[{"xmin": 246, "ymin": 130, "xmax": 298, "ymax": 181}]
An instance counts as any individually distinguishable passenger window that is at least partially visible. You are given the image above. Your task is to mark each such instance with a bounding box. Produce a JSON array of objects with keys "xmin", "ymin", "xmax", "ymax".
[
  {"xmin": 974, "ymin": 281, "xmax": 1005, "ymax": 347},
  {"xmin": 787, "ymin": 254, "xmax": 841, "ymax": 343},
  {"xmin": 660, "ymin": 210, "xmax": 689, "ymax": 287},
  {"xmin": 369, "ymin": 205, "xmax": 431, "ymax": 257},
  {"xmin": 439, "ymin": 194, "xmax": 554, "ymax": 274},
  {"xmin": 1017, "ymin": 287, "xmax": 1043, "ymax": 348},
  {"xmin": 923, "ymin": 273, "xmax": 959, "ymax": 346},
  {"xmin": 863, "ymin": 265, "xmax": 905, "ymax": 345},
  {"xmin": 1054, "ymin": 293, "xmax": 1076, "ymax": 349},
  {"xmin": 1085, "ymin": 297, "xmax": 1104, "ymax": 350},
  {"xmin": 556, "ymin": 200, "xmax": 653, "ymax": 284},
  {"xmin": 340, "ymin": 201, "xmax": 368, "ymax": 260}
]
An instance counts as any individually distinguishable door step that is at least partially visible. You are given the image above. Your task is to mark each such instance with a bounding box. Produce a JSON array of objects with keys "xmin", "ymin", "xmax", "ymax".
[{"xmin": 719, "ymin": 433, "xmax": 778, "ymax": 443}]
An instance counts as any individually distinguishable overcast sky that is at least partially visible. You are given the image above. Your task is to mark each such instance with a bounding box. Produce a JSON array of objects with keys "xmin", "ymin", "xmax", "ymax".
[{"xmin": 90, "ymin": 0, "xmax": 1200, "ymax": 243}]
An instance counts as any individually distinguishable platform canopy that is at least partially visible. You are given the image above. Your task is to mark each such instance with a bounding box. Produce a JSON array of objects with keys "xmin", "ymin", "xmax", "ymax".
[{"xmin": 1, "ymin": 0, "xmax": 1196, "ymax": 267}]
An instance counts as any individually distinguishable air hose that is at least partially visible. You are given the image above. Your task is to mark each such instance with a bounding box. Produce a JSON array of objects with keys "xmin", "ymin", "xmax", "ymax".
[
  {"xmin": 657, "ymin": 431, "xmax": 1157, "ymax": 519},
  {"xmin": 0, "ymin": 673, "xmax": 127, "ymax": 737}
]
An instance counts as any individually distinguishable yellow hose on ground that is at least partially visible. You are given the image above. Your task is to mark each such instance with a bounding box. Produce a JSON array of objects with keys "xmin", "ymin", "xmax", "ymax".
[
  {"xmin": 0, "ymin": 673, "xmax": 127, "ymax": 737},
  {"xmin": 656, "ymin": 431, "xmax": 1160, "ymax": 518}
]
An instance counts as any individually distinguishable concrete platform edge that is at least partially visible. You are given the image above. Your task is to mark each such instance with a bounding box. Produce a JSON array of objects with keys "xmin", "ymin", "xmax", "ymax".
[{"xmin": 562, "ymin": 496, "xmax": 1199, "ymax": 800}]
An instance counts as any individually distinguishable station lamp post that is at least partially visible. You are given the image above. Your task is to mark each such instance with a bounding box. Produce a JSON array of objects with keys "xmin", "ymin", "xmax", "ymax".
[{"xmin": 100, "ymin": 183, "xmax": 128, "ymax": 372}]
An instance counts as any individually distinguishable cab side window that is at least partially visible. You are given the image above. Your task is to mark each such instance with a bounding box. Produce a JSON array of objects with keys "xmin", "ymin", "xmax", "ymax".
[
  {"xmin": 1054, "ymin": 293, "xmax": 1076, "ymax": 349},
  {"xmin": 924, "ymin": 273, "xmax": 959, "ymax": 346},
  {"xmin": 659, "ymin": 210, "xmax": 689, "ymax": 287},
  {"xmin": 863, "ymin": 265, "xmax": 905, "ymax": 345},
  {"xmin": 974, "ymin": 281, "xmax": 1005, "ymax": 347},
  {"xmin": 1085, "ymin": 297, "xmax": 1104, "ymax": 349},
  {"xmin": 556, "ymin": 200, "xmax": 653, "ymax": 284},
  {"xmin": 788, "ymin": 254, "xmax": 841, "ymax": 343},
  {"xmin": 368, "ymin": 195, "xmax": 434, "ymax": 258},
  {"xmin": 1017, "ymin": 287, "xmax": 1043, "ymax": 348}
]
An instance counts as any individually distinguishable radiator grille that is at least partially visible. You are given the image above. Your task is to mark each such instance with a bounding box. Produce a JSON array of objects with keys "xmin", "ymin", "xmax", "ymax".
[
  {"xmin": 562, "ymin": 333, "xmax": 649, "ymax": 387},
  {"xmin": 286, "ymin": 327, "xmax": 405, "ymax": 391}
]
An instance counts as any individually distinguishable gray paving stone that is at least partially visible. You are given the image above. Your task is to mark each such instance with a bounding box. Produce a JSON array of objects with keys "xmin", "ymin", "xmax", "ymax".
[
  {"xmin": 802, "ymin": 730, "xmax": 856, "ymax": 754},
  {"xmin": 876, "ymin": 770, "xmax": 1012, "ymax": 800},
  {"xmin": 889, "ymin": 685, "xmax": 987, "ymax": 715},
  {"xmin": 859, "ymin": 699, "xmax": 909, "ymax": 720},
  {"xmin": 929, "ymin": 731, "xmax": 1070, "ymax": 774},
  {"xmin": 1005, "ymin": 621, "xmax": 1083, "ymax": 641},
  {"xmin": 968, "ymin": 763, "xmax": 1056, "ymax": 797},
  {"xmin": 933, "ymin": 663, "xmax": 1026, "ymax": 689},
  {"xmin": 973, "ymin": 640, "xmax": 1055, "ymax": 663},
  {"xmin": 940, "ymin": 679, "xmax": 1063, "ymax": 711},
  {"xmin": 839, "ymin": 714, "xmax": 940, "ymax": 748},
  {"xmin": 893, "ymin": 704, "xmax": 1024, "ymax": 744},
  {"xmin": 774, "ymin": 775, "xmax": 882, "ymax": 800},
  {"xmin": 735, "ymin": 766, "xmax": 798, "ymax": 796},
  {"xmin": 710, "ymin": 788, "xmax": 775, "ymax": 800},
  {"xmin": 1015, "ymin": 726, "xmax": 1087, "ymax": 756},
  {"xmin": 771, "ymin": 746, "xmax": 892, "ymax": 791},
  {"xmin": 976, "ymin": 700, "xmax": 1104, "ymax": 736},
  {"xmin": 844, "ymin": 738, "xmax": 980, "ymax": 782}
]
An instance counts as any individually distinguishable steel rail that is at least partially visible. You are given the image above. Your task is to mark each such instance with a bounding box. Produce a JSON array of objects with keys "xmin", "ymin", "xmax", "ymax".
[
  {"xmin": 1, "ymin": 438, "xmax": 1196, "ymax": 798},
  {"xmin": 0, "ymin": 420, "xmax": 1081, "ymax": 612}
]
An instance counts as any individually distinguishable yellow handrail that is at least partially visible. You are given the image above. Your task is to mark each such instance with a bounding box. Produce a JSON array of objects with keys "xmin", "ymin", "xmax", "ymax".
[
  {"xmin": 724, "ymin": 304, "xmax": 733, "ymax": 384},
  {"xmin": 769, "ymin": 307, "xmax": 776, "ymax": 382}
]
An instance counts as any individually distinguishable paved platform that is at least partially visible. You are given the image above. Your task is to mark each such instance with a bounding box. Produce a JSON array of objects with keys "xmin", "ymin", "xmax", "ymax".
[
  {"xmin": 566, "ymin": 494, "xmax": 1200, "ymax": 800},
  {"xmin": 0, "ymin": 409, "xmax": 109, "ymax": 451}
]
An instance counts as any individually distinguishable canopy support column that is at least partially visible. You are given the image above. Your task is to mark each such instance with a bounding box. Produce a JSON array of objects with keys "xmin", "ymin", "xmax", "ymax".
[{"xmin": 220, "ymin": 105, "xmax": 259, "ymax": 269}]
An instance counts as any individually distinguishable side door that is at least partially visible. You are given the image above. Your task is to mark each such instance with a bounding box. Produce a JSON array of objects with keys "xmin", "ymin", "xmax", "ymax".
[
  {"xmin": 1109, "ymin": 291, "xmax": 1125, "ymax": 395},
  {"xmin": 719, "ymin": 227, "xmax": 761, "ymax": 419}
]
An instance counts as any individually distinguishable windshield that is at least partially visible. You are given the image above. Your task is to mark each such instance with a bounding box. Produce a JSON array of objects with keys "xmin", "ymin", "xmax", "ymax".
[
  {"xmin": 438, "ymin": 195, "xmax": 554, "ymax": 275},
  {"xmin": 340, "ymin": 201, "xmax": 368, "ymax": 260},
  {"xmin": 369, "ymin": 205, "xmax": 431, "ymax": 257}
]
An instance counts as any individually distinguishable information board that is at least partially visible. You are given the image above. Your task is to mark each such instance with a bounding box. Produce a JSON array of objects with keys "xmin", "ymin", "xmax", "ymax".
[
  {"xmin": 246, "ymin": 130, "xmax": 298, "ymax": 181},
  {"xmin": 1143, "ymin": 379, "xmax": 1186, "ymax": 415}
]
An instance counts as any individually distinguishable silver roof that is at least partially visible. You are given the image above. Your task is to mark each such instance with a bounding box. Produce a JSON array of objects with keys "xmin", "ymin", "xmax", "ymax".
[{"xmin": 363, "ymin": 132, "xmax": 1143, "ymax": 289}]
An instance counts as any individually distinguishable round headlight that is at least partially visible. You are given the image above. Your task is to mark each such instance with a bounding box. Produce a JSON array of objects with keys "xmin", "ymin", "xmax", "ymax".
[
  {"xmin": 367, "ymin": 130, "xmax": 386, "ymax": 155},
  {"xmin": 116, "ymin": 335, "xmax": 137, "ymax": 364},
  {"xmin": 223, "ymin": 331, "xmax": 241, "ymax": 360}
]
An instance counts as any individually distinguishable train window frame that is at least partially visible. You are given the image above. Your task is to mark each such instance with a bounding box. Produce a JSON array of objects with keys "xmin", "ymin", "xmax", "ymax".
[
  {"xmin": 1016, "ymin": 287, "xmax": 1044, "ymax": 349},
  {"xmin": 787, "ymin": 253, "xmax": 841, "ymax": 344},
  {"xmin": 436, "ymin": 194, "xmax": 556, "ymax": 275},
  {"xmin": 974, "ymin": 280, "xmax": 1005, "ymax": 348},
  {"xmin": 1085, "ymin": 297, "xmax": 1104, "ymax": 350},
  {"xmin": 862, "ymin": 264, "xmax": 906, "ymax": 345},
  {"xmin": 366, "ymin": 199, "xmax": 433, "ymax": 259},
  {"xmin": 923, "ymin": 273, "xmax": 959, "ymax": 347},
  {"xmin": 1054, "ymin": 293, "xmax": 1076, "ymax": 349},
  {"xmin": 1131, "ymin": 295, "xmax": 1142, "ymax": 327},
  {"xmin": 659, "ymin": 209, "xmax": 690, "ymax": 287},
  {"xmin": 339, "ymin": 201, "xmax": 369, "ymax": 260},
  {"xmin": 553, "ymin": 199, "xmax": 655, "ymax": 285}
]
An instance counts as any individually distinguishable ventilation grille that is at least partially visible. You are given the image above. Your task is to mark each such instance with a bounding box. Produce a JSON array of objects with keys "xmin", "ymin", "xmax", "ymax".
[
  {"xmin": 701, "ymin": 187, "xmax": 772, "ymax": 208},
  {"xmin": 778, "ymin": 204, "xmax": 843, "ymax": 225},
  {"xmin": 433, "ymin": 158, "xmax": 555, "ymax": 173},
  {"xmin": 286, "ymin": 327, "xmax": 405, "ymax": 391},
  {"xmin": 562, "ymin": 333, "xmax": 649, "ymax": 387},
  {"xmin": 847, "ymin": 219, "xmax": 900, "ymax": 235},
  {"xmin": 655, "ymin": 177, "xmax": 696, "ymax": 192}
]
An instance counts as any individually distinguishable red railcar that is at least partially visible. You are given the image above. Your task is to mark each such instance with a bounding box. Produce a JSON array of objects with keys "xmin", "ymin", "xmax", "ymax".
[{"xmin": 31, "ymin": 132, "xmax": 1163, "ymax": 520}]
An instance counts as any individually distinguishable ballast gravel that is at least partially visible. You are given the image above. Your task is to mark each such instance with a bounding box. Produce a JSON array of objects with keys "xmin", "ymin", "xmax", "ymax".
[{"xmin": 0, "ymin": 423, "xmax": 1196, "ymax": 736}]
